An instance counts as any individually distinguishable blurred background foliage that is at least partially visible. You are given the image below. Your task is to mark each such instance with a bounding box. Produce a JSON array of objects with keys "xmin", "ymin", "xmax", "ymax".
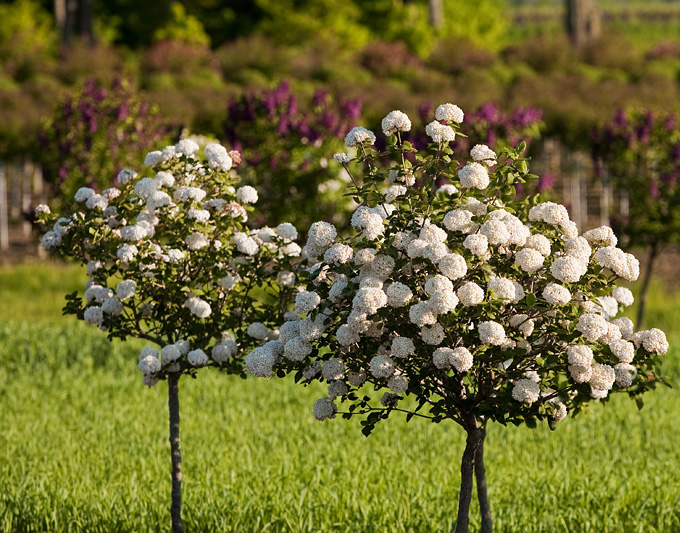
[{"xmin": 3, "ymin": 0, "xmax": 680, "ymax": 213}]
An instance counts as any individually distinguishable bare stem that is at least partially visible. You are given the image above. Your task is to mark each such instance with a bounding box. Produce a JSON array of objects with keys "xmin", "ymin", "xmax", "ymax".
[
  {"xmin": 455, "ymin": 425, "xmax": 485, "ymax": 533},
  {"xmin": 168, "ymin": 373, "xmax": 184, "ymax": 533},
  {"xmin": 475, "ymin": 428, "xmax": 493, "ymax": 533}
]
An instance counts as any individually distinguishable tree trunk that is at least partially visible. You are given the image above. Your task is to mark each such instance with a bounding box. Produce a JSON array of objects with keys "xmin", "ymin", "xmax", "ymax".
[
  {"xmin": 455, "ymin": 427, "xmax": 485, "ymax": 533},
  {"xmin": 428, "ymin": 0, "xmax": 444, "ymax": 29},
  {"xmin": 636, "ymin": 240, "xmax": 659, "ymax": 329},
  {"xmin": 474, "ymin": 428, "xmax": 492, "ymax": 533},
  {"xmin": 565, "ymin": 0, "xmax": 601, "ymax": 49},
  {"xmin": 168, "ymin": 373, "xmax": 185, "ymax": 533}
]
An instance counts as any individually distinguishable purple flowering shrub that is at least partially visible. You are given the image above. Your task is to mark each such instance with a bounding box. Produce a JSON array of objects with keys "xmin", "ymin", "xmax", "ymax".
[
  {"xmin": 592, "ymin": 108, "xmax": 680, "ymax": 325},
  {"xmin": 223, "ymin": 81, "xmax": 362, "ymax": 229},
  {"xmin": 39, "ymin": 78, "xmax": 176, "ymax": 207}
]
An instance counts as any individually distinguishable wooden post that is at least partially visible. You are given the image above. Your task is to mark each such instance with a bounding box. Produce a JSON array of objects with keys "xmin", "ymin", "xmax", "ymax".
[
  {"xmin": 22, "ymin": 160, "xmax": 33, "ymax": 237},
  {"xmin": 0, "ymin": 163, "xmax": 8, "ymax": 251},
  {"xmin": 600, "ymin": 165, "xmax": 610, "ymax": 227},
  {"xmin": 570, "ymin": 153, "xmax": 582, "ymax": 231}
]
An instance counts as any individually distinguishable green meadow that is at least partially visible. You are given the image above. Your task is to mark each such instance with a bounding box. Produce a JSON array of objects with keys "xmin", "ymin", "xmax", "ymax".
[{"xmin": 1, "ymin": 263, "xmax": 678, "ymax": 532}]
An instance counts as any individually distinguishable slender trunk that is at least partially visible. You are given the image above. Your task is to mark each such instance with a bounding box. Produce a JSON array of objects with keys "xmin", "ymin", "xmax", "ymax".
[
  {"xmin": 475, "ymin": 428, "xmax": 492, "ymax": 533},
  {"xmin": 636, "ymin": 241, "xmax": 659, "ymax": 329},
  {"xmin": 168, "ymin": 373, "xmax": 185, "ymax": 533},
  {"xmin": 455, "ymin": 427, "xmax": 484, "ymax": 533}
]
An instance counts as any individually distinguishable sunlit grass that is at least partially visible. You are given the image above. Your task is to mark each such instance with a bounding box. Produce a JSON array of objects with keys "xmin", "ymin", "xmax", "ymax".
[{"xmin": 0, "ymin": 264, "xmax": 678, "ymax": 532}]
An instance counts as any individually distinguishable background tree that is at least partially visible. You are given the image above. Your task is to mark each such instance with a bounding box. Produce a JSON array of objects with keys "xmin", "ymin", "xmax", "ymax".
[{"xmin": 566, "ymin": 0, "xmax": 601, "ymax": 49}]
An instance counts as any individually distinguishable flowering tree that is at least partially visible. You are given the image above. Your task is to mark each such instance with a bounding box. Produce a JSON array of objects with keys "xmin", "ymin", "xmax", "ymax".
[
  {"xmin": 245, "ymin": 106, "xmax": 669, "ymax": 532},
  {"xmin": 592, "ymin": 108, "xmax": 680, "ymax": 327},
  {"xmin": 36, "ymin": 140, "xmax": 300, "ymax": 533}
]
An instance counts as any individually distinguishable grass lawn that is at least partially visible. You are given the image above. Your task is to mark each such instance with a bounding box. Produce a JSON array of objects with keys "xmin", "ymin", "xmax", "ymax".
[{"xmin": 1, "ymin": 263, "xmax": 679, "ymax": 532}]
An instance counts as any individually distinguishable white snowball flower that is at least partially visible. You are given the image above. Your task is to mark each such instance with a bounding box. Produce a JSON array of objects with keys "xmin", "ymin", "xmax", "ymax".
[
  {"xmin": 640, "ymin": 328, "xmax": 669, "ymax": 354},
  {"xmin": 236, "ymin": 186, "xmax": 258, "ymax": 204},
  {"xmin": 117, "ymin": 244, "xmax": 138, "ymax": 263},
  {"xmin": 515, "ymin": 248, "xmax": 545, "ymax": 273},
  {"xmin": 186, "ymin": 232, "xmax": 209, "ymax": 251},
  {"xmin": 84, "ymin": 306, "xmax": 104, "ymax": 326},
  {"xmin": 511, "ymin": 379, "xmax": 540, "ymax": 404},
  {"xmin": 612, "ymin": 287, "xmax": 634, "ymax": 307},
  {"xmin": 138, "ymin": 354, "xmax": 161, "ymax": 374},
  {"xmin": 443, "ymin": 209, "xmax": 474, "ymax": 232},
  {"xmin": 509, "ymin": 314, "xmax": 534, "ymax": 337},
  {"xmin": 435, "ymin": 103, "xmax": 464, "ymax": 123},
  {"xmin": 388, "ymin": 374, "xmax": 409, "ymax": 393},
  {"xmin": 324, "ymin": 243, "xmax": 353, "ymax": 264},
  {"xmin": 589, "ymin": 363, "xmax": 616, "ymax": 391},
  {"xmin": 542, "ymin": 283, "xmax": 571, "ymax": 306},
  {"xmin": 478, "ymin": 321, "xmax": 507, "ymax": 346},
  {"xmin": 611, "ymin": 317, "xmax": 634, "ymax": 340},
  {"xmin": 370, "ymin": 355, "xmax": 395, "ymax": 379},
  {"xmin": 551, "ymin": 256, "xmax": 587, "ymax": 283},
  {"xmin": 609, "ymin": 339, "xmax": 635, "ymax": 363},
  {"xmin": 184, "ymin": 295, "xmax": 211, "ymax": 318},
  {"xmin": 161, "ymin": 345, "xmax": 182, "ymax": 364},
  {"xmin": 391, "ymin": 337, "xmax": 415, "ymax": 358},
  {"xmin": 409, "ymin": 301, "xmax": 437, "ymax": 327},
  {"xmin": 576, "ymin": 313, "xmax": 608, "ymax": 342},
  {"xmin": 463, "ymin": 234, "xmax": 488, "ymax": 256},
  {"xmin": 567, "ymin": 345, "xmax": 593, "ymax": 367},
  {"xmin": 247, "ymin": 322, "xmax": 269, "ymax": 340},
  {"xmin": 470, "ymin": 144, "xmax": 497, "ymax": 165},
  {"xmin": 438, "ymin": 253, "xmax": 467, "ymax": 280},
  {"xmin": 322, "ymin": 359, "xmax": 346, "ymax": 381},
  {"xmin": 246, "ymin": 346, "xmax": 276, "ymax": 377},
  {"xmin": 614, "ymin": 363, "xmax": 637, "ymax": 388},
  {"xmin": 175, "ymin": 139, "xmax": 200, "ymax": 157},
  {"xmin": 102, "ymin": 297, "xmax": 123, "ymax": 315},
  {"xmin": 345, "ymin": 126, "xmax": 376, "ymax": 148},
  {"xmin": 188, "ymin": 349, "xmax": 209, "ymax": 367},
  {"xmin": 74, "ymin": 187, "xmax": 95, "ymax": 203},
  {"xmin": 457, "ymin": 282, "xmax": 484, "ymax": 306},
  {"xmin": 564, "ymin": 236, "xmax": 591, "ymax": 262},
  {"xmin": 421, "ymin": 323, "xmax": 445, "ymax": 345},
  {"xmin": 284, "ymin": 337, "xmax": 312, "ymax": 362},
  {"xmin": 386, "ymin": 282, "xmax": 413, "ymax": 307},
  {"xmin": 275, "ymin": 222, "xmax": 298, "ymax": 241},
  {"xmin": 381, "ymin": 110, "xmax": 412, "ymax": 136},
  {"xmin": 147, "ymin": 190, "xmax": 172, "ymax": 210},
  {"xmin": 328, "ymin": 380, "xmax": 349, "ymax": 399},
  {"xmin": 425, "ymin": 121, "xmax": 456, "ymax": 143},
  {"xmin": 295, "ymin": 291, "xmax": 321, "ymax": 315},
  {"xmin": 187, "ymin": 209, "xmax": 210, "ymax": 223},
  {"xmin": 205, "ymin": 143, "xmax": 233, "ymax": 171},
  {"xmin": 134, "ymin": 178, "xmax": 158, "ymax": 200},
  {"xmin": 428, "ymin": 290, "xmax": 459, "ymax": 315},
  {"xmin": 597, "ymin": 296, "xmax": 619, "ymax": 318},
  {"xmin": 488, "ymin": 277, "xmax": 517, "ymax": 302},
  {"xmin": 232, "ymin": 232, "xmax": 259, "ymax": 256},
  {"xmin": 524, "ymin": 234, "xmax": 551, "ymax": 257},
  {"xmin": 312, "ymin": 397, "xmax": 337, "ymax": 421},
  {"xmin": 459, "ymin": 162, "xmax": 490, "ymax": 189},
  {"xmin": 116, "ymin": 280, "xmax": 137, "ymax": 300},
  {"xmin": 583, "ymin": 226, "xmax": 618, "ymax": 247}
]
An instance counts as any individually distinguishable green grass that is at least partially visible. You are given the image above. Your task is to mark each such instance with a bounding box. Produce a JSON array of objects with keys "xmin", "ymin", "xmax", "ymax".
[{"xmin": 0, "ymin": 265, "xmax": 679, "ymax": 532}]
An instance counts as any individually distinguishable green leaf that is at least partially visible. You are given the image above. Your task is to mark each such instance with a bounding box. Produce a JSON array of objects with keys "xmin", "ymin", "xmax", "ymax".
[{"xmin": 525, "ymin": 293, "xmax": 536, "ymax": 308}]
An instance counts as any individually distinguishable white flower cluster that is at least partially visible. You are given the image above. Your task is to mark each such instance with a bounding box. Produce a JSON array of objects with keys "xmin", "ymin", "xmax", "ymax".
[
  {"xmin": 38, "ymin": 140, "xmax": 300, "ymax": 386},
  {"xmin": 241, "ymin": 104, "xmax": 667, "ymax": 431}
]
